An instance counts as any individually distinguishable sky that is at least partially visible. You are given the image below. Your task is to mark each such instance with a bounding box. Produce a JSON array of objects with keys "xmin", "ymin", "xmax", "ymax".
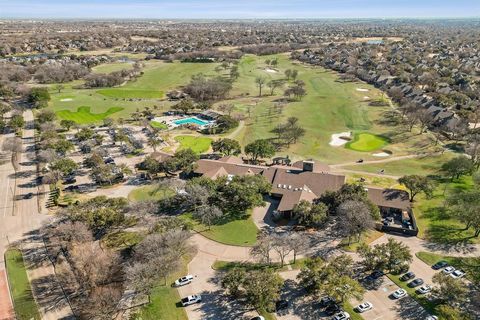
[{"xmin": 0, "ymin": 0, "xmax": 479, "ymax": 19}]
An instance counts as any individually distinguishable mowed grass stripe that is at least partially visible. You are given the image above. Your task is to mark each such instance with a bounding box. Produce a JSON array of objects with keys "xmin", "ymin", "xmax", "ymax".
[
  {"xmin": 5, "ymin": 249, "xmax": 41, "ymax": 320},
  {"xmin": 96, "ymin": 89, "xmax": 164, "ymax": 99},
  {"xmin": 56, "ymin": 106, "xmax": 124, "ymax": 124}
]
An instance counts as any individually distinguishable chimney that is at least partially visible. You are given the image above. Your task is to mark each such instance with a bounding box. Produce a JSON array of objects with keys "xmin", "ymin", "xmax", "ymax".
[{"xmin": 303, "ymin": 160, "xmax": 314, "ymax": 172}]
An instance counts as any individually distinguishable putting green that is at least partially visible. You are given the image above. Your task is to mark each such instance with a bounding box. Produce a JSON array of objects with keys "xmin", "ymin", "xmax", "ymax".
[
  {"xmin": 150, "ymin": 121, "xmax": 168, "ymax": 129},
  {"xmin": 56, "ymin": 106, "xmax": 124, "ymax": 124},
  {"xmin": 345, "ymin": 132, "xmax": 389, "ymax": 152}
]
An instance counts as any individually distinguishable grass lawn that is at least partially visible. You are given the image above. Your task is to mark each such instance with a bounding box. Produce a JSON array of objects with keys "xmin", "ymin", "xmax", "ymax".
[
  {"xmin": 416, "ymin": 252, "xmax": 479, "ymax": 284},
  {"xmin": 343, "ymin": 153, "xmax": 455, "ymax": 177},
  {"xmin": 56, "ymin": 106, "xmax": 124, "ymax": 123},
  {"xmin": 101, "ymin": 231, "xmax": 143, "ymax": 250},
  {"xmin": 414, "ymin": 175, "xmax": 478, "ymax": 243},
  {"xmin": 128, "ymin": 184, "xmax": 175, "ymax": 202},
  {"xmin": 345, "ymin": 132, "xmax": 389, "ymax": 152},
  {"xmin": 150, "ymin": 121, "xmax": 168, "ymax": 130},
  {"xmin": 340, "ymin": 229, "xmax": 384, "ymax": 252},
  {"xmin": 97, "ymin": 88, "xmax": 164, "ymax": 99},
  {"xmin": 181, "ymin": 212, "xmax": 258, "ymax": 246},
  {"xmin": 174, "ymin": 135, "xmax": 212, "ymax": 154},
  {"xmin": 5, "ymin": 249, "xmax": 41, "ymax": 320},
  {"xmin": 136, "ymin": 256, "xmax": 191, "ymax": 320},
  {"xmin": 91, "ymin": 61, "xmax": 134, "ymax": 74},
  {"xmin": 344, "ymin": 302, "xmax": 364, "ymax": 320}
]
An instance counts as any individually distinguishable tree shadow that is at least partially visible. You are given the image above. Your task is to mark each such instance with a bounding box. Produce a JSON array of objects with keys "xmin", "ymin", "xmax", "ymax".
[{"xmin": 391, "ymin": 296, "xmax": 430, "ymax": 319}]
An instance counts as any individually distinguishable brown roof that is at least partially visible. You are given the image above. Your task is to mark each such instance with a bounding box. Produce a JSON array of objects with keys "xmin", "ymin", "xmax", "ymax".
[
  {"xmin": 150, "ymin": 151, "xmax": 172, "ymax": 162},
  {"xmin": 367, "ymin": 187, "xmax": 411, "ymax": 210},
  {"xmin": 292, "ymin": 160, "xmax": 331, "ymax": 172},
  {"xmin": 218, "ymin": 155, "xmax": 244, "ymax": 164},
  {"xmin": 277, "ymin": 186, "xmax": 318, "ymax": 212},
  {"xmin": 194, "ymin": 159, "xmax": 266, "ymax": 179}
]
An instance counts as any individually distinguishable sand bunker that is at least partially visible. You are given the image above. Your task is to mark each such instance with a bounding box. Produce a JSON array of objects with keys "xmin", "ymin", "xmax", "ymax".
[
  {"xmin": 372, "ymin": 152, "xmax": 391, "ymax": 157},
  {"xmin": 356, "ymin": 88, "xmax": 369, "ymax": 92},
  {"xmin": 265, "ymin": 68, "xmax": 279, "ymax": 73},
  {"xmin": 60, "ymin": 98, "xmax": 73, "ymax": 102},
  {"xmin": 330, "ymin": 131, "xmax": 351, "ymax": 146}
]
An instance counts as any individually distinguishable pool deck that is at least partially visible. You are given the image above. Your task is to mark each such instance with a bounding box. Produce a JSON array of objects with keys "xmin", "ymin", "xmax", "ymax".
[{"xmin": 152, "ymin": 115, "xmax": 214, "ymax": 130}]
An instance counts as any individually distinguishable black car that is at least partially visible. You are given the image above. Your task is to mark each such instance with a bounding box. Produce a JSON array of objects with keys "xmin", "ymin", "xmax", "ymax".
[
  {"xmin": 275, "ymin": 300, "xmax": 288, "ymax": 312},
  {"xmin": 408, "ymin": 278, "xmax": 424, "ymax": 288},
  {"xmin": 325, "ymin": 303, "xmax": 341, "ymax": 316},
  {"xmin": 319, "ymin": 296, "xmax": 335, "ymax": 308},
  {"xmin": 432, "ymin": 261, "xmax": 448, "ymax": 270},
  {"xmin": 365, "ymin": 270, "xmax": 383, "ymax": 281},
  {"xmin": 24, "ymin": 192, "xmax": 34, "ymax": 199},
  {"xmin": 400, "ymin": 271, "xmax": 415, "ymax": 281}
]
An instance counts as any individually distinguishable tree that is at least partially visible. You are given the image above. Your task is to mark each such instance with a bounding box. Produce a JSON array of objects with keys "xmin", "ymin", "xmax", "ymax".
[
  {"xmin": 398, "ymin": 175, "xmax": 435, "ymax": 202},
  {"xmin": 37, "ymin": 109, "xmax": 56, "ymax": 124},
  {"xmin": 436, "ymin": 305, "xmax": 470, "ymax": 320},
  {"xmin": 447, "ymin": 188, "xmax": 480, "ymax": 236},
  {"xmin": 212, "ymin": 138, "xmax": 241, "ymax": 156},
  {"xmin": 291, "ymin": 70, "xmax": 299, "ymax": 80},
  {"xmin": 50, "ymin": 158, "xmax": 78, "ymax": 177},
  {"xmin": 245, "ymin": 139, "xmax": 275, "ymax": 163},
  {"xmin": 292, "ymin": 200, "xmax": 328, "ymax": 227},
  {"xmin": 432, "ymin": 273, "xmax": 469, "ymax": 307},
  {"xmin": 28, "ymin": 87, "xmax": 50, "ymax": 108},
  {"xmin": 52, "ymin": 138, "xmax": 74, "ymax": 155},
  {"xmin": 271, "ymin": 233, "xmax": 293, "ymax": 267},
  {"xmin": 250, "ymin": 236, "xmax": 273, "ymax": 264},
  {"xmin": 75, "ymin": 127, "xmax": 95, "ymax": 142},
  {"xmin": 147, "ymin": 136, "xmax": 161, "ymax": 152},
  {"xmin": 54, "ymin": 84, "xmax": 65, "ymax": 93},
  {"xmin": 193, "ymin": 205, "xmax": 222, "ymax": 229},
  {"xmin": 9, "ymin": 114, "xmax": 25, "ymax": 132},
  {"xmin": 285, "ymin": 69, "xmax": 292, "ymax": 80},
  {"xmin": 267, "ymin": 80, "xmax": 284, "ymax": 96},
  {"xmin": 289, "ymin": 233, "xmax": 309, "ymax": 264},
  {"xmin": 60, "ymin": 119, "xmax": 76, "ymax": 131},
  {"xmin": 221, "ymin": 267, "xmax": 246, "ymax": 297},
  {"xmin": 441, "ymin": 156, "xmax": 474, "ymax": 180},
  {"xmin": 220, "ymin": 174, "xmax": 271, "ymax": 211},
  {"xmin": 243, "ymin": 270, "xmax": 283, "ymax": 311},
  {"xmin": 162, "ymin": 148, "xmax": 199, "ymax": 174},
  {"xmin": 255, "ymin": 76, "xmax": 267, "ymax": 97},
  {"xmin": 337, "ymin": 200, "xmax": 375, "ymax": 244},
  {"xmin": 358, "ymin": 238, "xmax": 412, "ymax": 273},
  {"xmin": 172, "ymin": 99, "xmax": 194, "ymax": 114}
]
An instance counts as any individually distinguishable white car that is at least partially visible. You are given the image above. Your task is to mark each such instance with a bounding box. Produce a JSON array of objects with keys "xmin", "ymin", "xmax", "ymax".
[
  {"xmin": 332, "ymin": 311, "xmax": 350, "ymax": 320},
  {"xmin": 450, "ymin": 270, "xmax": 465, "ymax": 279},
  {"xmin": 392, "ymin": 288, "xmax": 407, "ymax": 299},
  {"xmin": 174, "ymin": 275, "xmax": 194, "ymax": 287},
  {"xmin": 250, "ymin": 317, "xmax": 265, "ymax": 320},
  {"xmin": 355, "ymin": 301, "xmax": 373, "ymax": 313},
  {"xmin": 417, "ymin": 285, "xmax": 432, "ymax": 294},
  {"xmin": 426, "ymin": 316, "xmax": 438, "ymax": 320},
  {"xmin": 181, "ymin": 294, "xmax": 202, "ymax": 306},
  {"xmin": 443, "ymin": 266, "xmax": 455, "ymax": 274}
]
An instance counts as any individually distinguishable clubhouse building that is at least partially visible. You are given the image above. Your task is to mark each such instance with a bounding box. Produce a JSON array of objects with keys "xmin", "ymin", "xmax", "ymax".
[{"xmin": 194, "ymin": 156, "xmax": 418, "ymax": 235}]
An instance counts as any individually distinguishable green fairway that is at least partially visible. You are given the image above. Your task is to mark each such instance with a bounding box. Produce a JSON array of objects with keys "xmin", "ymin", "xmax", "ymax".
[
  {"xmin": 174, "ymin": 135, "xmax": 212, "ymax": 154},
  {"xmin": 345, "ymin": 132, "xmax": 389, "ymax": 152},
  {"xmin": 5, "ymin": 249, "xmax": 41, "ymax": 320},
  {"xmin": 97, "ymin": 89, "xmax": 164, "ymax": 99},
  {"xmin": 128, "ymin": 184, "xmax": 175, "ymax": 202},
  {"xmin": 181, "ymin": 212, "xmax": 258, "ymax": 246},
  {"xmin": 56, "ymin": 106, "xmax": 124, "ymax": 123},
  {"xmin": 92, "ymin": 62, "xmax": 134, "ymax": 74},
  {"xmin": 150, "ymin": 121, "xmax": 168, "ymax": 129}
]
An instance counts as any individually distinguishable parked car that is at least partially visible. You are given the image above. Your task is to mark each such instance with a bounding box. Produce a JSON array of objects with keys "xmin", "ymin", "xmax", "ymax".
[
  {"xmin": 408, "ymin": 278, "xmax": 424, "ymax": 287},
  {"xmin": 443, "ymin": 266, "xmax": 456, "ymax": 274},
  {"xmin": 450, "ymin": 270, "xmax": 465, "ymax": 279},
  {"xmin": 325, "ymin": 303, "xmax": 341, "ymax": 316},
  {"xmin": 355, "ymin": 302, "xmax": 373, "ymax": 313},
  {"xmin": 24, "ymin": 192, "xmax": 34, "ymax": 199},
  {"xmin": 332, "ymin": 311, "xmax": 350, "ymax": 320},
  {"xmin": 181, "ymin": 294, "xmax": 202, "ymax": 306},
  {"xmin": 426, "ymin": 316, "xmax": 438, "ymax": 320},
  {"xmin": 356, "ymin": 159, "xmax": 364, "ymax": 163},
  {"xmin": 174, "ymin": 275, "xmax": 194, "ymax": 287},
  {"xmin": 400, "ymin": 271, "xmax": 416, "ymax": 281},
  {"xmin": 319, "ymin": 296, "xmax": 336, "ymax": 308},
  {"xmin": 250, "ymin": 317, "xmax": 265, "ymax": 320},
  {"xmin": 416, "ymin": 285, "xmax": 432, "ymax": 294},
  {"xmin": 392, "ymin": 288, "xmax": 407, "ymax": 299},
  {"xmin": 432, "ymin": 261, "xmax": 448, "ymax": 270},
  {"xmin": 365, "ymin": 270, "xmax": 383, "ymax": 281}
]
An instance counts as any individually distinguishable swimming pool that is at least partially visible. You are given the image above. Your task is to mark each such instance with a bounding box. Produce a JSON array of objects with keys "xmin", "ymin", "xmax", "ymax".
[{"xmin": 174, "ymin": 117, "xmax": 209, "ymax": 126}]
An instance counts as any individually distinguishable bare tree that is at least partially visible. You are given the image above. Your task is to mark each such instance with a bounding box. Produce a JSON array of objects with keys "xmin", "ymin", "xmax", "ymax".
[
  {"xmin": 288, "ymin": 233, "xmax": 309, "ymax": 264},
  {"xmin": 250, "ymin": 235, "xmax": 273, "ymax": 264},
  {"xmin": 337, "ymin": 200, "xmax": 375, "ymax": 244},
  {"xmin": 271, "ymin": 233, "xmax": 293, "ymax": 267},
  {"xmin": 194, "ymin": 205, "xmax": 222, "ymax": 229},
  {"xmin": 255, "ymin": 77, "xmax": 267, "ymax": 97}
]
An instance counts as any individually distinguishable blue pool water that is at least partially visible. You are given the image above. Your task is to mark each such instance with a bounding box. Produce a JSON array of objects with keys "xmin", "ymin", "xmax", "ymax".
[{"xmin": 174, "ymin": 117, "xmax": 209, "ymax": 126}]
